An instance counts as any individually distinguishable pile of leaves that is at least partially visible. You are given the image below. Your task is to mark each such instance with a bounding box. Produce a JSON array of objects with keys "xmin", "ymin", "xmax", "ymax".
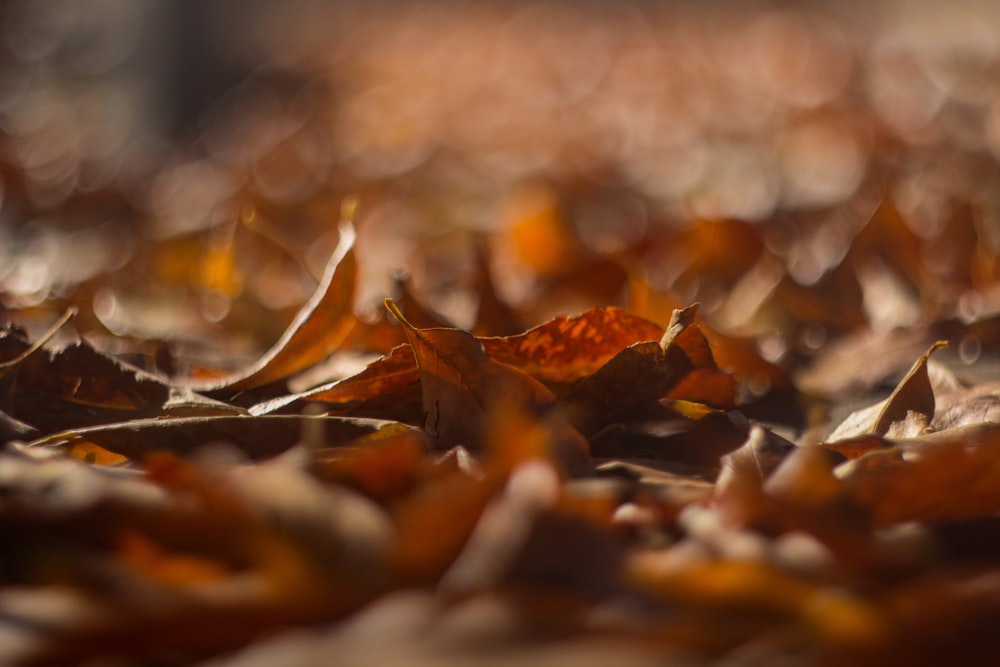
[
  {"xmin": 6, "ymin": 3, "xmax": 1000, "ymax": 665},
  {"xmin": 3, "ymin": 191, "xmax": 1000, "ymax": 665}
]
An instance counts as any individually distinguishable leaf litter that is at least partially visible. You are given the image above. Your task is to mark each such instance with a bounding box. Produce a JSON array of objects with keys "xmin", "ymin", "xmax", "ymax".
[
  {"xmin": 6, "ymin": 6, "xmax": 1000, "ymax": 667},
  {"xmin": 7, "ymin": 206, "xmax": 1000, "ymax": 665}
]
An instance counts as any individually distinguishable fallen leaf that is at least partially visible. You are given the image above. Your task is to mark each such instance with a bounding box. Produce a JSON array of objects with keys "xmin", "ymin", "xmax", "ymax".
[
  {"xmin": 471, "ymin": 237, "xmax": 525, "ymax": 337},
  {"xmin": 561, "ymin": 305, "xmax": 735, "ymax": 436},
  {"xmin": 0, "ymin": 307, "xmax": 77, "ymax": 382},
  {"xmin": 26, "ymin": 414, "xmax": 396, "ymax": 461},
  {"xmin": 311, "ymin": 424, "xmax": 428, "ymax": 501},
  {"xmin": 384, "ymin": 298, "xmax": 585, "ymax": 472},
  {"xmin": 186, "ymin": 222, "xmax": 357, "ymax": 394},
  {"xmin": 257, "ymin": 307, "xmax": 672, "ymax": 422},
  {"xmin": 253, "ymin": 344, "xmax": 422, "ymax": 422},
  {"xmin": 3, "ymin": 336, "xmax": 237, "ymax": 435},
  {"xmin": 482, "ymin": 307, "xmax": 665, "ymax": 386},
  {"xmin": 836, "ymin": 423, "xmax": 1000, "ymax": 524},
  {"xmin": 826, "ymin": 341, "xmax": 947, "ymax": 441},
  {"xmin": 871, "ymin": 341, "xmax": 947, "ymax": 437}
]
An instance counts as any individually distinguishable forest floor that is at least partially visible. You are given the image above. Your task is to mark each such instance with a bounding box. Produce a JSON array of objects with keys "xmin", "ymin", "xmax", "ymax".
[{"xmin": 3, "ymin": 2, "xmax": 1000, "ymax": 665}]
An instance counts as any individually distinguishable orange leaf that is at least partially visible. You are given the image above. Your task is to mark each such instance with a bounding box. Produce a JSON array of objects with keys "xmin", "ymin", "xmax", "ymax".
[
  {"xmin": 384, "ymin": 298, "xmax": 589, "ymax": 474},
  {"xmin": 482, "ymin": 307, "xmax": 665, "ymax": 385},
  {"xmin": 117, "ymin": 531, "xmax": 232, "ymax": 586},
  {"xmin": 187, "ymin": 222, "xmax": 357, "ymax": 393}
]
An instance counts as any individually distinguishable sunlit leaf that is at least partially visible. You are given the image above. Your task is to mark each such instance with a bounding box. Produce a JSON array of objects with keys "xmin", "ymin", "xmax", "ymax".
[
  {"xmin": 384, "ymin": 298, "xmax": 589, "ymax": 475},
  {"xmin": 187, "ymin": 222, "xmax": 357, "ymax": 393},
  {"xmin": 482, "ymin": 307, "xmax": 665, "ymax": 385},
  {"xmin": 561, "ymin": 305, "xmax": 735, "ymax": 436},
  {"xmin": 826, "ymin": 341, "xmax": 947, "ymax": 442}
]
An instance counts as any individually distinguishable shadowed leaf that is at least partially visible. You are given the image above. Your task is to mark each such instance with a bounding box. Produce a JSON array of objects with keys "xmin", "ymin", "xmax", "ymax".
[{"xmin": 26, "ymin": 414, "xmax": 398, "ymax": 461}]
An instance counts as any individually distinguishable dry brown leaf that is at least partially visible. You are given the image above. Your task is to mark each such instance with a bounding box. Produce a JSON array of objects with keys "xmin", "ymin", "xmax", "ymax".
[
  {"xmin": 26, "ymin": 414, "xmax": 396, "ymax": 461},
  {"xmin": 254, "ymin": 344, "xmax": 423, "ymax": 422},
  {"xmin": 826, "ymin": 341, "xmax": 947, "ymax": 442},
  {"xmin": 836, "ymin": 423, "xmax": 1000, "ymax": 524},
  {"xmin": 871, "ymin": 341, "xmax": 947, "ymax": 437}
]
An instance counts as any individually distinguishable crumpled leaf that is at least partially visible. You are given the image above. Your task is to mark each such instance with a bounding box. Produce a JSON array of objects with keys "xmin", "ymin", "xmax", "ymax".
[
  {"xmin": 560, "ymin": 340, "xmax": 680, "ymax": 437},
  {"xmin": 561, "ymin": 305, "xmax": 735, "ymax": 437},
  {"xmin": 254, "ymin": 306, "xmax": 666, "ymax": 422},
  {"xmin": 628, "ymin": 277, "xmax": 796, "ymax": 417},
  {"xmin": 384, "ymin": 298, "xmax": 590, "ymax": 475},
  {"xmin": 3, "ymin": 334, "xmax": 238, "ymax": 436}
]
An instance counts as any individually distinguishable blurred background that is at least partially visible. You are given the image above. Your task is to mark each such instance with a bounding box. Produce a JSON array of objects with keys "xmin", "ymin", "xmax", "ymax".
[{"xmin": 4, "ymin": 0, "xmax": 1000, "ymax": 375}]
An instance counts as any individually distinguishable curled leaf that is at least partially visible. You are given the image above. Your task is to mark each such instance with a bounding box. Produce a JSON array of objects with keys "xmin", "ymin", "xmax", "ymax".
[
  {"xmin": 0, "ymin": 307, "xmax": 77, "ymax": 382},
  {"xmin": 188, "ymin": 222, "xmax": 357, "ymax": 393},
  {"xmin": 384, "ymin": 298, "xmax": 590, "ymax": 475},
  {"xmin": 826, "ymin": 341, "xmax": 947, "ymax": 442},
  {"xmin": 871, "ymin": 341, "xmax": 947, "ymax": 437}
]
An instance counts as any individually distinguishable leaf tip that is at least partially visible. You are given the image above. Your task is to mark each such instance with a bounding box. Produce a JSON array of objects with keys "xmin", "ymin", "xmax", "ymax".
[
  {"xmin": 661, "ymin": 302, "xmax": 700, "ymax": 348},
  {"xmin": 341, "ymin": 195, "xmax": 361, "ymax": 224},
  {"xmin": 927, "ymin": 340, "xmax": 949, "ymax": 355},
  {"xmin": 335, "ymin": 197, "xmax": 360, "ymax": 249}
]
